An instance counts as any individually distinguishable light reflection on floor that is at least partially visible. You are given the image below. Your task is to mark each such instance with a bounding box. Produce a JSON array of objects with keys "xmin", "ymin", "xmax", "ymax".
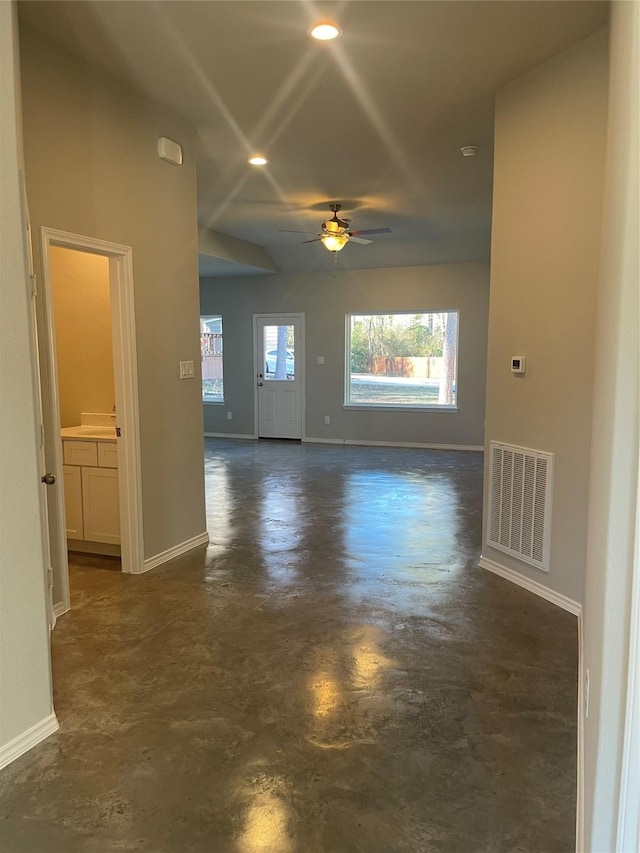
[
  {"xmin": 206, "ymin": 444, "xmax": 468, "ymax": 613},
  {"xmin": 237, "ymin": 774, "xmax": 293, "ymax": 853},
  {"xmin": 258, "ymin": 473, "xmax": 304, "ymax": 584},
  {"xmin": 204, "ymin": 454, "xmax": 234, "ymax": 557}
]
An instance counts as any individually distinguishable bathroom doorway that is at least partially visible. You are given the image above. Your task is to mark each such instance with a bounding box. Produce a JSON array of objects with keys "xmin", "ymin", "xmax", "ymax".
[
  {"xmin": 39, "ymin": 228, "xmax": 144, "ymax": 617},
  {"xmin": 50, "ymin": 247, "xmax": 120, "ymax": 565}
]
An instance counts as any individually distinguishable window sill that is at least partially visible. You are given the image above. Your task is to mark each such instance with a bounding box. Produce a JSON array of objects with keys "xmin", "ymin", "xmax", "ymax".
[
  {"xmin": 343, "ymin": 404, "xmax": 459, "ymax": 413},
  {"xmin": 203, "ymin": 400, "xmax": 225, "ymax": 406}
]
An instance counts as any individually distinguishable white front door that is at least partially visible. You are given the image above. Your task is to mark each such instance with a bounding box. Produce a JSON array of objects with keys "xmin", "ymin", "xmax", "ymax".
[{"xmin": 255, "ymin": 314, "xmax": 304, "ymax": 439}]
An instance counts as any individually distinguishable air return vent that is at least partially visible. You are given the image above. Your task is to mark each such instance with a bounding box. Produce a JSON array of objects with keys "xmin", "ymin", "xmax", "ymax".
[{"xmin": 487, "ymin": 442, "xmax": 553, "ymax": 572}]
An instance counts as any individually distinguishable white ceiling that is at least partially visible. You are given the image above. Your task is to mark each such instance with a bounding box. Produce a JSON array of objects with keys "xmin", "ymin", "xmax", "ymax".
[{"xmin": 18, "ymin": 0, "xmax": 609, "ymax": 277}]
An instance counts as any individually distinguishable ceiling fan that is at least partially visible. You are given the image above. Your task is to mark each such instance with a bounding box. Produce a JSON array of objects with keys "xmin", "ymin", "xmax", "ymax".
[{"xmin": 280, "ymin": 204, "xmax": 392, "ymax": 253}]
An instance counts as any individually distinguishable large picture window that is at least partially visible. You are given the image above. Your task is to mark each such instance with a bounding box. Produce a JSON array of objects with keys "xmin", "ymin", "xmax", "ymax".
[
  {"xmin": 201, "ymin": 315, "xmax": 223, "ymax": 403},
  {"xmin": 346, "ymin": 311, "xmax": 458, "ymax": 408}
]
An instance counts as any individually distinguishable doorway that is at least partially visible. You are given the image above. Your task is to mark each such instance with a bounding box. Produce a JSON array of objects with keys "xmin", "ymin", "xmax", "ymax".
[
  {"xmin": 39, "ymin": 228, "xmax": 144, "ymax": 617},
  {"xmin": 51, "ymin": 247, "xmax": 120, "ymax": 558},
  {"xmin": 254, "ymin": 313, "xmax": 304, "ymax": 440}
]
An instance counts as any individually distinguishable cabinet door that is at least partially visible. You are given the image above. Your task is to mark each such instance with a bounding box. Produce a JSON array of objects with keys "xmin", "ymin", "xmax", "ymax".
[
  {"xmin": 63, "ymin": 465, "xmax": 84, "ymax": 539},
  {"xmin": 81, "ymin": 466, "xmax": 120, "ymax": 544}
]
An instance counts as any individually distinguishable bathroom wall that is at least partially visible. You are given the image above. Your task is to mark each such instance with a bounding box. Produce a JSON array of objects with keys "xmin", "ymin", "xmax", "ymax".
[{"xmin": 50, "ymin": 246, "xmax": 114, "ymax": 428}]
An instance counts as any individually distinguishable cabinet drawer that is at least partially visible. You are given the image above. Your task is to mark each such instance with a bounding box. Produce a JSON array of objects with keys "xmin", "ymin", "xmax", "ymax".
[
  {"xmin": 63, "ymin": 440, "xmax": 97, "ymax": 467},
  {"xmin": 98, "ymin": 442, "xmax": 118, "ymax": 468}
]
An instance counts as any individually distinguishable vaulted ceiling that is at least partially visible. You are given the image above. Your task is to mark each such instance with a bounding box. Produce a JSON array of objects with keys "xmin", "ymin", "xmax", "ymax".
[{"xmin": 18, "ymin": 1, "xmax": 609, "ymax": 276}]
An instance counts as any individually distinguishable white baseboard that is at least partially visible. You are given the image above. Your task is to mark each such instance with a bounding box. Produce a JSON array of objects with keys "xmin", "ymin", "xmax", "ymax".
[
  {"xmin": 204, "ymin": 433, "xmax": 483, "ymax": 452},
  {"xmin": 143, "ymin": 531, "xmax": 210, "ymax": 573},
  {"xmin": 204, "ymin": 432, "xmax": 256, "ymax": 440},
  {"xmin": 0, "ymin": 712, "xmax": 59, "ymax": 771},
  {"xmin": 304, "ymin": 437, "xmax": 484, "ymax": 452},
  {"xmin": 576, "ymin": 609, "xmax": 584, "ymax": 853},
  {"xmin": 479, "ymin": 555, "xmax": 582, "ymax": 615},
  {"xmin": 67, "ymin": 540, "xmax": 121, "ymax": 557},
  {"xmin": 53, "ymin": 600, "xmax": 69, "ymax": 618}
]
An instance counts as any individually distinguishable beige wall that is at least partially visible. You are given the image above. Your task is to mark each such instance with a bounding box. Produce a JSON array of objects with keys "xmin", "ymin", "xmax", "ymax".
[
  {"xmin": 201, "ymin": 263, "xmax": 490, "ymax": 448},
  {"xmin": 583, "ymin": 2, "xmax": 640, "ymax": 849},
  {"xmin": 0, "ymin": 3, "xmax": 54, "ymax": 758},
  {"xmin": 483, "ymin": 30, "xmax": 609, "ymax": 603},
  {"xmin": 19, "ymin": 27, "xmax": 206, "ymax": 562},
  {"xmin": 50, "ymin": 247, "xmax": 114, "ymax": 428}
]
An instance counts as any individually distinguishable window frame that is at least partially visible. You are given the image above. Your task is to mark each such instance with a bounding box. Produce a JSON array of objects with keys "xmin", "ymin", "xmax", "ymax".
[
  {"xmin": 343, "ymin": 310, "xmax": 459, "ymax": 412},
  {"xmin": 200, "ymin": 314, "xmax": 224, "ymax": 405}
]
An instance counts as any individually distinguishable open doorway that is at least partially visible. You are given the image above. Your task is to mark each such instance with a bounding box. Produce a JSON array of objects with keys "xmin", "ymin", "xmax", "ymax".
[
  {"xmin": 50, "ymin": 247, "xmax": 121, "ymax": 569},
  {"xmin": 39, "ymin": 228, "xmax": 144, "ymax": 617}
]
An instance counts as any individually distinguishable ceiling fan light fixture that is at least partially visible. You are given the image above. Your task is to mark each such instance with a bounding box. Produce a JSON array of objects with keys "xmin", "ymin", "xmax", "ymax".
[
  {"xmin": 321, "ymin": 233, "xmax": 348, "ymax": 252},
  {"xmin": 323, "ymin": 218, "xmax": 341, "ymax": 233},
  {"xmin": 248, "ymin": 155, "xmax": 268, "ymax": 166},
  {"xmin": 309, "ymin": 21, "xmax": 342, "ymax": 41}
]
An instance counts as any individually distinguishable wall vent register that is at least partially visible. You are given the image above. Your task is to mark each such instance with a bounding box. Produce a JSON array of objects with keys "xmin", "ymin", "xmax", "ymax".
[{"xmin": 487, "ymin": 441, "xmax": 554, "ymax": 572}]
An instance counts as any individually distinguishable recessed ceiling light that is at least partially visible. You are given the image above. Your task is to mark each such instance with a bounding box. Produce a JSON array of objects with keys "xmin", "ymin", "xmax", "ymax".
[
  {"xmin": 460, "ymin": 145, "xmax": 479, "ymax": 157},
  {"xmin": 309, "ymin": 21, "xmax": 342, "ymax": 41},
  {"xmin": 248, "ymin": 156, "xmax": 268, "ymax": 166}
]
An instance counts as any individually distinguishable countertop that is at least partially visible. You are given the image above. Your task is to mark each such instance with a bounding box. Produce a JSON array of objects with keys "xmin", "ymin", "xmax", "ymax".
[{"xmin": 60, "ymin": 426, "xmax": 117, "ymax": 442}]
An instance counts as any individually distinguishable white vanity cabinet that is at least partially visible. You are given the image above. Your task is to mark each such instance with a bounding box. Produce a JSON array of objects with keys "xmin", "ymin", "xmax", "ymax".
[{"xmin": 62, "ymin": 437, "xmax": 120, "ymax": 545}]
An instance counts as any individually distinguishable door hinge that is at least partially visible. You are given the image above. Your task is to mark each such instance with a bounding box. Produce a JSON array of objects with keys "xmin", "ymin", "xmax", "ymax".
[
  {"xmin": 116, "ymin": 426, "xmax": 121, "ymax": 437},
  {"xmin": 40, "ymin": 423, "xmax": 45, "ymax": 448},
  {"xmin": 30, "ymin": 273, "xmax": 37, "ymax": 297},
  {"xmin": 47, "ymin": 565, "xmax": 54, "ymax": 588}
]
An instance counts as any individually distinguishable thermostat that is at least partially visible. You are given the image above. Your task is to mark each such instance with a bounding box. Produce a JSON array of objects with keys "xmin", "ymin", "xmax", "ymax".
[{"xmin": 511, "ymin": 356, "xmax": 526, "ymax": 374}]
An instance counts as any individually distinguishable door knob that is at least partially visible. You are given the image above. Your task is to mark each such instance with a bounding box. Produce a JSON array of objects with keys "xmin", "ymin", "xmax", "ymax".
[
  {"xmin": 41, "ymin": 473, "xmax": 56, "ymax": 485},
  {"xmin": 257, "ymin": 381, "xmax": 264, "ymax": 387}
]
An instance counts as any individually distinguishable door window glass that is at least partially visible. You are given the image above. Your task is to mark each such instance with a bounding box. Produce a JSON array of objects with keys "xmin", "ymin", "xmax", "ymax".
[{"xmin": 263, "ymin": 325, "xmax": 295, "ymax": 380}]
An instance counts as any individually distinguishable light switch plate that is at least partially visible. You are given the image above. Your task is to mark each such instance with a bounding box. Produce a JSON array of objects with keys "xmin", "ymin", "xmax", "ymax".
[{"xmin": 179, "ymin": 360, "xmax": 195, "ymax": 379}]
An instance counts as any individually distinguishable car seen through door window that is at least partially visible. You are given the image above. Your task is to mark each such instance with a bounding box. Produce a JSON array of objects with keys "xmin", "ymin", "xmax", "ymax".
[{"xmin": 265, "ymin": 349, "xmax": 295, "ymax": 378}]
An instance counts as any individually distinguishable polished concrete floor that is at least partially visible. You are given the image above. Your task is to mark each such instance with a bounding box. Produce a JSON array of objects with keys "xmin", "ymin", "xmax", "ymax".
[{"xmin": 1, "ymin": 439, "xmax": 577, "ymax": 852}]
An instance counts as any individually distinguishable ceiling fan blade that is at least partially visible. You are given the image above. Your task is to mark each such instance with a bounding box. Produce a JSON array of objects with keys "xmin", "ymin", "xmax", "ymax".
[
  {"xmin": 348, "ymin": 227, "xmax": 392, "ymax": 237},
  {"xmin": 349, "ymin": 236, "xmax": 373, "ymax": 245},
  {"xmin": 302, "ymin": 238, "xmax": 322, "ymax": 244}
]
